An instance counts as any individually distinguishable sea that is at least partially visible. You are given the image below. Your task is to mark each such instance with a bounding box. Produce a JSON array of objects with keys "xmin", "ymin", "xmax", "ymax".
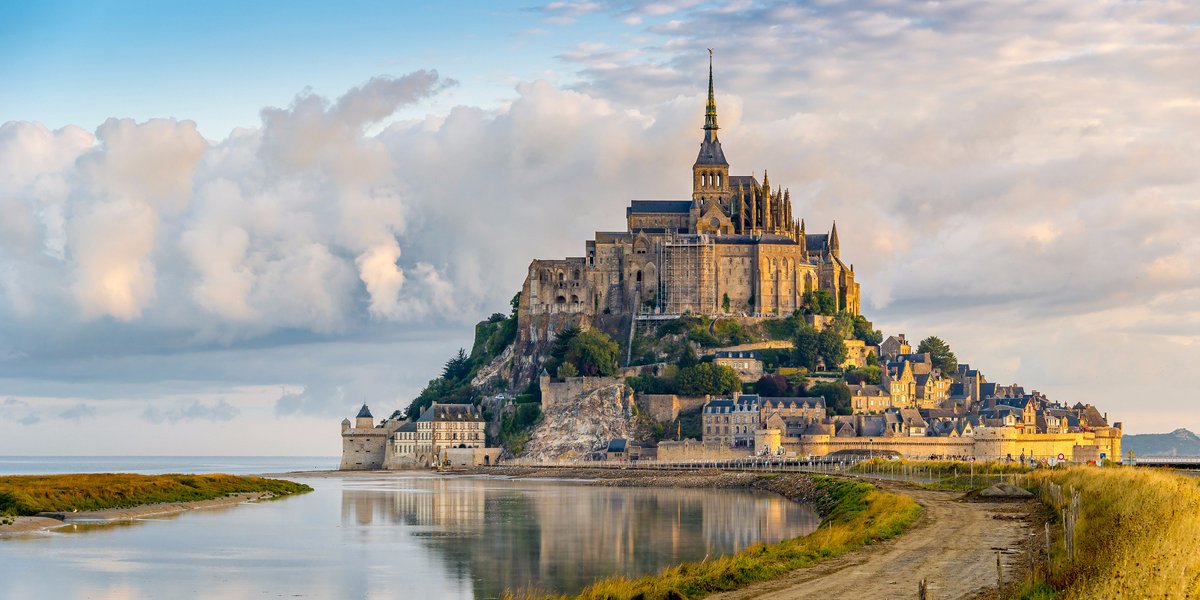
[{"xmin": 0, "ymin": 455, "xmax": 337, "ymax": 476}]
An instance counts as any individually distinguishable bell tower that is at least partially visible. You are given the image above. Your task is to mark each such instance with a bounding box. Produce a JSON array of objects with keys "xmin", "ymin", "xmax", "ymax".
[{"xmin": 692, "ymin": 49, "xmax": 730, "ymax": 209}]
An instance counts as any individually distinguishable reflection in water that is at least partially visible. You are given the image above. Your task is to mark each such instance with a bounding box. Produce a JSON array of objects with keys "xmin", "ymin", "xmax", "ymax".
[
  {"xmin": 341, "ymin": 477, "xmax": 819, "ymax": 598},
  {"xmin": 0, "ymin": 476, "xmax": 817, "ymax": 600}
]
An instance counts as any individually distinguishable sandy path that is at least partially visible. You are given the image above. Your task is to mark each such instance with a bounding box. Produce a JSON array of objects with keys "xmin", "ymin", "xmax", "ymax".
[{"xmin": 710, "ymin": 484, "xmax": 1036, "ymax": 600}]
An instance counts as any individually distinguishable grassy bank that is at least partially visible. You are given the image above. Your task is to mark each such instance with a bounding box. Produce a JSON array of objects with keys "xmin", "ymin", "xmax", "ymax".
[
  {"xmin": 1016, "ymin": 467, "xmax": 1200, "ymax": 599},
  {"xmin": 508, "ymin": 476, "xmax": 920, "ymax": 600},
  {"xmin": 0, "ymin": 473, "xmax": 312, "ymax": 516}
]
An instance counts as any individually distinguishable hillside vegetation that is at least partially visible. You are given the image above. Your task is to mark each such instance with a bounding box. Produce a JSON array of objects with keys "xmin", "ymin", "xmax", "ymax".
[{"xmin": 0, "ymin": 473, "xmax": 312, "ymax": 516}]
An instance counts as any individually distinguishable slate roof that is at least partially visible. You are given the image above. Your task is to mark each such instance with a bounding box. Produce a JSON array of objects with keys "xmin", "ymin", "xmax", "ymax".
[
  {"xmin": 396, "ymin": 421, "xmax": 417, "ymax": 433},
  {"xmin": 627, "ymin": 200, "xmax": 693, "ymax": 215},
  {"xmin": 607, "ymin": 438, "xmax": 628, "ymax": 453},
  {"xmin": 715, "ymin": 350, "xmax": 759, "ymax": 359},
  {"xmin": 356, "ymin": 404, "xmax": 373, "ymax": 419},
  {"xmin": 695, "ymin": 138, "xmax": 728, "ymax": 165},
  {"xmin": 417, "ymin": 403, "xmax": 484, "ymax": 422},
  {"xmin": 728, "ymin": 174, "xmax": 759, "ymax": 190}
]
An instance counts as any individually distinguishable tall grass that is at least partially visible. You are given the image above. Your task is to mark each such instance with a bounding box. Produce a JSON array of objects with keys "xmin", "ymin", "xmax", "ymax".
[
  {"xmin": 851, "ymin": 458, "xmax": 1031, "ymax": 477},
  {"xmin": 506, "ymin": 476, "xmax": 921, "ymax": 600},
  {"xmin": 0, "ymin": 473, "xmax": 311, "ymax": 515},
  {"xmin": 1025, "ymin": 467, "xmax": 1200, "ymax": 599}
]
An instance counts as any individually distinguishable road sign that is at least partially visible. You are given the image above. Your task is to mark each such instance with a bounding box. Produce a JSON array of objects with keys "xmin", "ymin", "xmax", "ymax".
[{"xmin": 1058, "ymin": 453, "xmax": 1065, "ymax": 460}]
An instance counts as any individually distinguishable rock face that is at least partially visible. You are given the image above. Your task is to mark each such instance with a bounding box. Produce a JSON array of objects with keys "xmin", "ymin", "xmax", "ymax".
[
  {"xmin": 522, "ymin": 379, "xmax": 647, "ymax": 461},
  {"xmin": 979, "ymin": 483, "xmax": 1034, "ymax": 499}
]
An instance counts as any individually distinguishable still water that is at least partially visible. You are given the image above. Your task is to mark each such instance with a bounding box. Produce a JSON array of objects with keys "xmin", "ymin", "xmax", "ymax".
[{"xmin": 0, "ymin": 473, "xmax": 819, "ymax": 599}]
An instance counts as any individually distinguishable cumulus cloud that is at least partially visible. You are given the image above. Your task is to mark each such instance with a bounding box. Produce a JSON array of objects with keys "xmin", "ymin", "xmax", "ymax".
[
  {"xmin": 2, "ymin": 1, "xmax": 1199, "ymax": 439},
  {"xmin": 141, "ymin": 399, "xmax": 240, "ymax": 424}
]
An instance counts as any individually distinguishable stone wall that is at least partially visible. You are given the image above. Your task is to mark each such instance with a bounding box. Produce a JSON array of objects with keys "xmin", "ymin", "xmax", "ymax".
[
  {"xmin": 638, "ymin": 394, "xmax": 709, "ymax": 423},
  {"xmin": 340, "ymin": 429, "xmax": 390, "ymax": 470},
  {"xmin": 541, "ymin": 376, "xmax": 626, "ymax": 411},
  {"xmin": 776, "ymin": 426, "xmax": 1122, "ymax": 462},
  {"xmin": 657, "ymin": 439, "xmax": 753, "ymax": 461}
]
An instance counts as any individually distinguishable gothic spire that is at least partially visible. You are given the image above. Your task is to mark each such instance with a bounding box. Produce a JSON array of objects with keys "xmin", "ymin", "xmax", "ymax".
[
  {"xmin": 704, "ymin": 48, "xmax": 718, "ymax": 142},
  {"xmin": 693, "ymin": 49, "xmax": 728, "ymax": 166},
  {"xmin": 830, "ymin": 221, "xmax": 841, "ymax": 258}
]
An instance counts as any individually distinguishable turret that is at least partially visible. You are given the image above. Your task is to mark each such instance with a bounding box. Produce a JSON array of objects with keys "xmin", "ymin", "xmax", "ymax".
[
  {"xmin": 341, "ymin": 418, "xmax": 351, "ymax": 432},
  {"xmin": 799, "ymin": 219, "xmax": 807, "ymax": 254},
  {"xmin": 355, "ymin": 403, "xmax": 374, "ymax": 429},
  {"xmin": 829, "ymin": 222, "xmax": 840, "ymax": 258}
]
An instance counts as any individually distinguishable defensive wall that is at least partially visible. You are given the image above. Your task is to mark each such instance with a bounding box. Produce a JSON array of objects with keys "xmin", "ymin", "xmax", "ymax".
[{"xmin": 637, "ymin": 394, "xmax": 709, "ymax": 422}]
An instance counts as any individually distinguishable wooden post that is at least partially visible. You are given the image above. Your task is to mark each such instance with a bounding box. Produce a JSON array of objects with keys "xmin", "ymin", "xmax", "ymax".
[
  {"xmin": 918, "ymin": 577, "xmax": 928, "ymax": 600},
  {"xmin": 1044, "ymin": 522, "xmax": 1052, "ymax": 580},
  {"xmin": 996, "ymin": 550, "xmax": 1003, "ymax": 599}
]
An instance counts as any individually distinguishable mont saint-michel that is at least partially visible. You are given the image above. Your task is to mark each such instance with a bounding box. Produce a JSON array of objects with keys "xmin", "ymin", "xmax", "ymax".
[{"xmin": 339, "ymin": 58, "xmax": 1121, "ymax": 472}]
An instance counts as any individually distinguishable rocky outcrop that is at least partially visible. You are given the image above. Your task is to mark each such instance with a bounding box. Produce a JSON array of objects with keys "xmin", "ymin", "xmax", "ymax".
[{"xmin": 521, "ymin": 379, "xmax": 648, "ymax": 461}]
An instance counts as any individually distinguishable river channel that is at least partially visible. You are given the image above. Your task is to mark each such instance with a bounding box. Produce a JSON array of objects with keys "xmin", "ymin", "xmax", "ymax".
[{"xmin": 0, "ymin": 473, "xmax": 819, "ymax": 599}]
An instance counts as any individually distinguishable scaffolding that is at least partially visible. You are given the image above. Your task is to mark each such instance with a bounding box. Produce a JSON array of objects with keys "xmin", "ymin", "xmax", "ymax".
[{"xmin": 658, "ymin": 233, "xmax": 714, "ymax": 315}]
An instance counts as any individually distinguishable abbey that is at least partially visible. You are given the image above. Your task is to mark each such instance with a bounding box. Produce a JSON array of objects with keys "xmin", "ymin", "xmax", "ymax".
[{"xmin": 518, "ymin": 56, "xmax": 860, "ymax": 333}]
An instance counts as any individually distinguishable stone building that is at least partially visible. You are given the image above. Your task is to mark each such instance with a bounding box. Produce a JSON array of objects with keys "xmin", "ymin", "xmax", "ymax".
[
  {"xmin": 388, "ymin": 402, "xmax": 496, "ymax": 468},
  {"xmin": 713, "ymin": 350, "xmax": 764, "ymax": 382},
  {"xmin": 339, "ymin": 402, "xmax": 498, "ymax": 470},
  {"xmin": 517, "ymin": 54, "xmax": 860, "ymax": 345},
  {"xmin": 339, "ymin": 404, "xmax": 402, "ymax": 470}
]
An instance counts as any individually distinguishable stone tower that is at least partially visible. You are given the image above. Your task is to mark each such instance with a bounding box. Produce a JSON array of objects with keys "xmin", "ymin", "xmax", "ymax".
[
  {"xmin": 692, "ymin": 49, "xmax": 729, "ymax": 208},
  {"xmin": 355, "ymin": 403, "xmax": 374, "ymax": 429}
]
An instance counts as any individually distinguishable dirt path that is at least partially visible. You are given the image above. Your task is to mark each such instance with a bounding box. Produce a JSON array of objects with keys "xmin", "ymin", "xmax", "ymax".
[{"xmin": 710, "ymin": 484, "xmax": 1037, "ymax": 600}]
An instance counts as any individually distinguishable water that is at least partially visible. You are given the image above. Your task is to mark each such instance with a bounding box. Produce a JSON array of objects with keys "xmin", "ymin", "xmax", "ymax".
[
  {"xmin": 0, "ymin": 468, "xmax": 819, "ymax": 599},
  {"xmin": 0, "ymin": 455, "xmax": 337, "ymax": 476}
]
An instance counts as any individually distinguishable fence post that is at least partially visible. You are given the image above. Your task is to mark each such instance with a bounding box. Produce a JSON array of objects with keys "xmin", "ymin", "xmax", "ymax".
[
  {"xmin": 996, "ymin": 550, "xmax": 1003, "ymax": 599},
  {"xmin": 918, "ymin": 577, "xmax": 928, "ymax": 600}
]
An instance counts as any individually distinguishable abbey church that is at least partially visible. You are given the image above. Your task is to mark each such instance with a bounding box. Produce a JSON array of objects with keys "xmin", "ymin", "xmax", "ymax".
[{"xmin": 518, "ymin": 55, "xmax": 860, "ymax": 333}]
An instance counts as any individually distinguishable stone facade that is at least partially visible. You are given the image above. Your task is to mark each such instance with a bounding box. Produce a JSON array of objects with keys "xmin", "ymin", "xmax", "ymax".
[
  {"xmin": 339, "ymin": 404, "xmax": 402, "ymax": 470},
  {"xmin": 516, "ymin": 57, "xmax": 861, "ymax": 345},
  {"xmin": 340, "ymin": 402, "xmax": 498, "ymax": 470}
]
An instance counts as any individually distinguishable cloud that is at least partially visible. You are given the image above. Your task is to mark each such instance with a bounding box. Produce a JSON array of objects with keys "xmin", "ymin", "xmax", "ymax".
[
  {"xmin": 275, "ymin": 383, "xmax": 346, "ymax": 418},
  {"xmin": 141, "ymin": 399, "xmax": 240, "ymax": 424},
  {"xmin": 2, "ymin": 1, "xmax": 1199, "ymax": 446},
  {"xmin": 60, "ymin": 403, "xmax": 96, "ymax": 422}
]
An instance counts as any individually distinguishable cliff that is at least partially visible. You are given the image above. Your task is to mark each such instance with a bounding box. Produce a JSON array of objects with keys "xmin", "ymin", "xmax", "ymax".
[{"xmin": 521, "ymin": 378, "xmax": 650, "ymax": 461}]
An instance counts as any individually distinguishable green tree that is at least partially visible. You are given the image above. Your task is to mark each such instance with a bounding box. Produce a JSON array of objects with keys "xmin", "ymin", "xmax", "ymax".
[
  {"xmin": 818, "ymin": 328, "xmax": 847, "ymax": 370},
  {"xmin": 852, "ymin": 315, "xmax": 884, "ymax": 346},
  {"xmin": 677, "ymin": 364, "xmax": 741, "ymax": 396},
  {"xmin": 442, "ymin": 348, "xmax": 471, "ymax": 382},
  {"xmin": 844, "ymin": 366, "xmax": 881, "ymax": 385},
  {"xmin": 676, "ymin": 343, "xmax": 699, "ymax": 369},
  {"xmin": 917, "ymin": 336, "xmax": 958, "ymax": 375},
  {"xmin": 802, "ymin": 290, "xmax": 837, "ymax": 315},
  {"xmin": 562, "ymin": 328, "xmax": 619, "ymax": 376},
  {"xmin": 808, "ymin": 381, "xmax": 852, "ymax": 415},
  {"xmin": 722, "ymin": 293, "xmax": 731, "ymax": 314},
  {"xmin": 510, "ymin": 292, "xmax": 521, "ymax": 319},
  {"xmin": 556, "ymin": 362, "xmax": 578, "ymax": 378},
  {"xmin": 754, "ymin": 374, "xmax": 791, "ymax": 397},
  {"xmin": 792, "ymin": 325, "xmax": 821, "ymax": 370}
]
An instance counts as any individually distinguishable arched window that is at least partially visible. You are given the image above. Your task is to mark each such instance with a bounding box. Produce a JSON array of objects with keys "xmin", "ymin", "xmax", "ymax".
[
  {"xmin": 635, "ymin": 270, "xmax": 642, "ymax": 283},
  {"xmin": 558, "ymin": 271, "xmax": 565, "ymax": 282},
  {"xmin": 570, "ymin": 294, "xmax": 579, "ymax": 303},
  {"xmin": 573, "ymin": 269, "xmax": 580, "ymax": 280},
  {"xmin": 555, "ymin": 295, "xmax": 566, "ymax": 304}
]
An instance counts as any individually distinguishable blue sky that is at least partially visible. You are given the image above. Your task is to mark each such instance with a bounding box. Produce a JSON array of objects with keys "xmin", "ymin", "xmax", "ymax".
[
  {"xmin": 1, "ymin": 1, "xmax": 1198, "ymax": 454},
  {"xmin": 1, "ymin": 0, "xmax": 641, "ymax": 137}
]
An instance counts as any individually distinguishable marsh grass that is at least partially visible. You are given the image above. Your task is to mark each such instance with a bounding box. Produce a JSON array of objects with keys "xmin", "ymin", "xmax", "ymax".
[
  {"xmin": 1023, "ymin": 467, "xmax": 1200, "ymax": 599},
  {"xmin": 504, "ymin": 477, "xmax": 921, "ymax": 600},
  {"xmin": 0, "ymin": 473, "xmax": 312, "ymax": 516}
]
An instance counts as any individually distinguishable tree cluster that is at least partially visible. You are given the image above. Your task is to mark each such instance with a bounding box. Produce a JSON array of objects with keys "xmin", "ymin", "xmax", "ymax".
[{"xmin": 917, "ymin": 336, "xmax": 958, "ymax": 375}]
